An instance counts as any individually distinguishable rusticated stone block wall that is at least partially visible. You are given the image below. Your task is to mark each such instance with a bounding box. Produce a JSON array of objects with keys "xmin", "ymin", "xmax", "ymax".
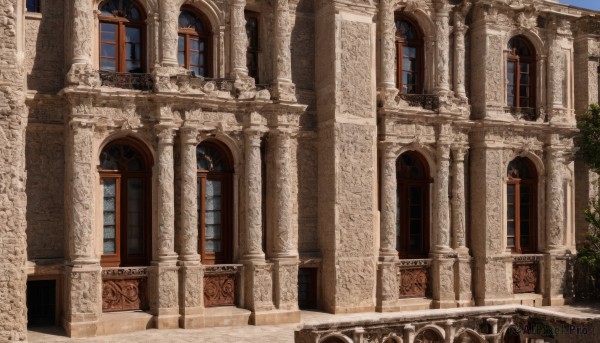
[{"xmin": 0, "ymin": 0, "xmax": 28, "ymax": 340}]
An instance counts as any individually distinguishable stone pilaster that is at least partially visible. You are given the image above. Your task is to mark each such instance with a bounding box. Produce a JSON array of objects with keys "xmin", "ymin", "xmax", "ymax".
[
  {"xmin": 377, "ymin": 0, "xmax": 399, "ymax": 107},
  {"xmin": 434, "ymin": 0, "xmax": 451, "ymax": 95},
  {"xmin": 453, "ymin": 14, "xmax": 467, "ymax": 101},
  {"xmin": 64, "ymin": 117, "xmax": 102, "ymax": 337},
  {"xmin": 547, "ymin": 19, "xmax": 575, "ymax": 125},
  {"xmin": 178, "ymin": 127, "xmax": 203, "ymax": 328},
  {"xmin": 160, "ymin": 0, "xmax": 180, "ymax": 67},
  {"xmin": 67, "ymin": 0, "xmax": 99, "ymax": 86},
  {"xmin": 272, "ymin": 0, "xmax": 297, "ymax": 102},
  {"xmin": 573, "ymin": 19, "xmax": 599, "ymax": 113},
  {"xmin": 470, "ymin": 131, "xmax": 513, "ymax": 305},
  {"xmin": 434, "ymin": 143, "xmax": 452, "ymax": 254},
  {"xmin": 152, "ymin": 125, "xmax": 179, "ymax": 329},
  {"xmin": 316, "ymin": 1, "xmax": 377, "ymax": 313},
  {"xmin": 230, "ymin": 0, "xmax": 250, "ymax": 79}
]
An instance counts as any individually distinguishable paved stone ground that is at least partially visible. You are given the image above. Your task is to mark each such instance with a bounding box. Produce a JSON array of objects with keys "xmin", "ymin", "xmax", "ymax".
[{"xmin": 28, "ymin": 305, "xmax": 600, "ymax": 343}]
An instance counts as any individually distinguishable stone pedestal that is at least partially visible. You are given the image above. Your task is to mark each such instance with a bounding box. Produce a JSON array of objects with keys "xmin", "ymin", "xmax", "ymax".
[
  {"xmin": 454, "ymin": 257, "xmax": 473, "ymax": 307},
  {"xmin": 431, "ymin": 257, "xmax": 456, "ymax": 309},
  {"xmin": 179, "ymin": 264, "xmax": 204, "ymax": 328},
  {"xmin": 543, "ymin": 254, "xmax": 569, "ymax": 306},
  {"xmin": 63, "ymin": 264, "xmax": 102, "ymax": 338},
  {"xmin": 150, "ymin": 264, "xmax": 180, "ymax": 329},
  {"xmin": 376, "ymin": 262, "xmax": 399, "ymax": 312},
  {"xmin": 244, "ymin": 262, "xmax": 275, "ymax": 324}
]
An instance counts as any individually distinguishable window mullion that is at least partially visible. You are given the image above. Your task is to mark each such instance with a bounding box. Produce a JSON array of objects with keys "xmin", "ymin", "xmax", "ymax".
[{"xmin": 515, "ymin": 182, "xmax": 521, "ymax": 254}]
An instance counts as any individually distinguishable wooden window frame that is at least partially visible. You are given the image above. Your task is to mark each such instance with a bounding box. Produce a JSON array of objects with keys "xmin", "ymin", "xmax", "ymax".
[
  {"xmin": 245, "ymin": 10, "xmax": 260, "ymax": 82},
  {"xmin": 395, "ymin": 14, "xmax": 424, "ymax": 95},
  {"xmin": 506, "ymin": 159, "xmax": 538, "ymax": 254},
  {"xmin": 99, "ymin": 139, "xmax": 152, "ymax": 268},
  {"xmin": 98, "ymin": 0, "xmax": 146, "ymax": 73},
  {"xmin": 178, "ymin": 6, "xmax": 212, "ymax": 77},
  {"xmin": 396, "ymin": 152, "xmax": 431, "ymax": 259},
  {"xmin": 507, "ymin": 37, "xmax": 536, "ymax": 109},
  {"xmin": 197, "ymin": 141, "xmax": 234, "ymax": 265}
]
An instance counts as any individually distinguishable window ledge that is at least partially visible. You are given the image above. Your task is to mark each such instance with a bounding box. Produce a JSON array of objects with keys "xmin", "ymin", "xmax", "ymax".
[{"xmin": 25, "ymin": 12, "xmax": 42, "ymax": 20}]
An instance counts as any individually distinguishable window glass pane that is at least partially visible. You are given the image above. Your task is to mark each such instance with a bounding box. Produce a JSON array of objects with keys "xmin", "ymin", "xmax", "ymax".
[
  {"xmin": 507, "ymin": 237, "xmax": 515, "ymax": 247},
  {"xmin": 520, "ymin": 63, "xmax": 529, "ymax": 73},
  {"xmin": 204, "ymin": 180, "xmax": 222, "ymax": 253},
  {"xmin": 26, "ymin": 0, "xmax": 40, "ymax": 13},
  {"xmin": 101, "ymin": 24, "xmax": 117, "ymax": 42},
  {"xmin": 101, "ymin": 44, "xmax": 116, "ymax": 58},
  {"xmin": 103, "ymin": 179, "xmax": 117, "ymax": 254},
  {"xmin": 403, "ymin": 46, "xmax": 416, "ymax": 58},
  {"xmin": 178, "ymin": 36, "xmax": 185, "ymax": 51},
  {"xmin": 178, "ymin": 52, "xmax": 185, "ymax": 67},
  {"xmin": 190, "ymin": 38, "xmax": 200, "ymax": 51},
  {"xmin": 127, "ymin": 178, "xmax": 144, "ymax": 255}
]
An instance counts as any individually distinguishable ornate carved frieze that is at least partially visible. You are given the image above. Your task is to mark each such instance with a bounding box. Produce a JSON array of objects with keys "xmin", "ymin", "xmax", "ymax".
[
  {"xmin": 203, "ymin": 265, "xmax": 241, "ymax": 307},
  {"xmin": 102, "ymin": 268, "xmax": 149, "ymax": 312}
]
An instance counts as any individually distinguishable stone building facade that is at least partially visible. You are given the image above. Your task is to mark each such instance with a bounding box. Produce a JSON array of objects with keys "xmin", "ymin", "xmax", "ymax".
[{"xmin": 1, "ymin": 0, "xmax": 600, "ymax": 340}]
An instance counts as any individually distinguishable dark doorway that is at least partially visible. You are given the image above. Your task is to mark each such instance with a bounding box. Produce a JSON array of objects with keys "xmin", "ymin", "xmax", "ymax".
[
  {"xmin": 298, "ymin": 268, "xmax": 317, "ymax": 309},
  {"xmin": 27, "ymin": 279, "xmax": 57, "ymax": 327}
]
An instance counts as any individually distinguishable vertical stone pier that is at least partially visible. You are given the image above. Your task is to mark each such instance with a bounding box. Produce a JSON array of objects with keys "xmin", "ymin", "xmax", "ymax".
[{"xmin": 315, "ymin": 0, "xmax": 378, "ymax": 313}]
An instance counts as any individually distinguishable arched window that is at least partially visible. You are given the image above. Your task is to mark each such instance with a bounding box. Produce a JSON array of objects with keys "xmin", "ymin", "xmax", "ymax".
[
  {"xmin": 397, "ymin": 151, "xmax": 431, "ymax": 258},
  {"xmin": 99, "ymin": 0, "xmax": 146, "ymax": 73},
  {"xmin": 507, "ymin": 157, "xmax": 537, "ymax": 253},
  {"xmin": 197, "ymin": 141, "xmax": 233, "ymax": 264},
  {"xmin": 395, "ymin": 14, "xmax": 423, "ymax": 94},
  {"xmin": 178, "ymin": 7, "xmax": 212, "ymax": 77},
  {"xmin": 99, "ymin": 139, "xmax": 152, "ymax": 267},
  {"xmin": 507, "ymin": 36, "xmax": 536, "ymax": 108}
]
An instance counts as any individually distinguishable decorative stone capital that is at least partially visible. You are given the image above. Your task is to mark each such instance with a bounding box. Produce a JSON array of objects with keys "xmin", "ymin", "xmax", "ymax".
[
  {"xmin": 156, "ymin": 126, "xmax": 177, "ymax": 145},
  {"xmin": 244, "ymin": 129, "xmax": 263, "ymax": 147},
  {"xmin": 180, "ymin": 127, "xmax": 199, "ymax": 145},
  {"xmin": 67, "ymin": 63, "xmax": 101, "ymax": 87}
]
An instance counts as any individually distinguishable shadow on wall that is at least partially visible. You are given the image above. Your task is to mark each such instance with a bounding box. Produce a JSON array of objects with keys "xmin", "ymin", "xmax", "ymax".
[{"xmin": 26, "ymin": 0, "xmax": 66, "ymax": 93}]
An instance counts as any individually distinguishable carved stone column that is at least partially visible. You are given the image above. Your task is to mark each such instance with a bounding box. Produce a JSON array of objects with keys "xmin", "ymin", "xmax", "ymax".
[
  {"xmin": 547, "ymin": 19, "xmax": 574, "ymax": 124},
  {"xmin": 71, "ymin": 0, "xmax": 93, "ymax": 65},
  {"xmin": 273, "ymin": 130, "xmax": 296, "ymax": 258},
  {"xmin": 380, "ymin": 143, "xmax": 398, "ymax": 260},
  {"xmin": 451, "ymin": 147, "xmax": 468, "ymax": 255},
  {"xmin": 151, "ymin": 125, "xmax": 179, "ymax": 329},
  {"xmin": 64, "ymin": 116, "xmax": 102, "ymax": 337},
  {"xmin": 434, "ymin": 143, "xmax": 452, "ymax": 253},
  {"xmin": 67, "ymin": 0, "xmax": 99, "ymax": 86},
  {"xmin": 403, "ymin": 324, "xmax": 416, "ymax": 343},
  {"xmin": 377, "ymin": 0, "xmax": 400, "ymax": 107},
  {"xmin": 271, "ymin": 130, "xmax": 300, "ymax": 318},
  {"xmin": 272, "ymin": 0, "xmax": 297, "ymax": 102},
  {"xmin": 453, "ymin": 14, "xmax": 467, "ymax": 100},
  {"xmin": 546, "ymin": 144, "xmax": 566, "ymax": 252},
  {"xmin": 378, "ymin": 144, "xmax": 400, "ymax": 312},
  {"xmin": 434, "ymin": 0, "xmax": 451, "ymax": 94},
  {"xmin": 160, "ymin": 0, "xmax": 179, "ymax": 67},
  {"xmin": 451, "ymin": 146, "xmax": 472, "ymax": 306},
  {"xmin": 243, "ymin": 130, "xmax": 265, "ymax": 261},
  {"xmin": 178, "ymin": 128, "xmax": 203, "ymax": 328},
  {"xmin": 230, "ymin": 0, "xmax": 249, "ymax": 79}
]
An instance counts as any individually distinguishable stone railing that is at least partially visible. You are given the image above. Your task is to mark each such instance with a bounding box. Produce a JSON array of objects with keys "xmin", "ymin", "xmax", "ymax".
[
  {"xmin": 512, "ymin": 254, "xmax": 542, "ymax": 294},
  {"xmin": 203, "ymin": 264, "xmax": 243, "ymax": 307},
  {"xmin": 101, "ymin": 267, "xmax": 149, "ymax": 312},
  {"xmin": 99, "ymin": 70, "xmax": 154, "ymax": 91},
  {"xmin": 397, "ymin": 259, "xmax": 431, "ymax": 298},
  {"xmin": 504, "ymin": 107, "xmax": 541, "ymax": 122},
  {"xmin": 295, "ymin": 305, "xmax": 600, "ymax": 343},
  {"xmin": 398, "ymin": 94, "xmax": 440, "ymax": 112}
]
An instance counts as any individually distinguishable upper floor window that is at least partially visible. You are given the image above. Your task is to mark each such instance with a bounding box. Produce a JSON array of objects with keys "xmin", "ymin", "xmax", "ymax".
[
  {"xmin": 26, "ymin": 0, "xmax": 40, "ymax": 13},
  {"xmin": 506, "ymin": 157, "xmax": 537, "ymax": 254},
  {"xmin": 197, "ymin": 141, "xmax": 233, "ymax": 264},
  {"xmin": 245, "ymin": 11, "xmax": 260, "ymax": 81},
  {"xmin": 396, "ymin": 151, "xmax": 431, "ymax": 259},
  {"xmin": 99, "ymin": 139, "xmax": 152, "ymax": 267},
  {"xmin": 99, "ymin": 0, "xmax": 145, "ymax": 73},
  {"xmin": 178, "ymin": 8, "xmax": 211, "ymax": 77},
  {"xmin": 507, "ymin": 36, "xmax": 536, "ymax": 108},
  {"xmin": 395, "ymin": 14, "xmax": 423, "ymax": 94}
]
